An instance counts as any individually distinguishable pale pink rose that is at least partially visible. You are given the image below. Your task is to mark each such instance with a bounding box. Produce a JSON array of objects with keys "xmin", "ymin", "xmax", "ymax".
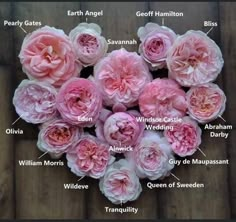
[
  {"xmin": 125, "ymin": 131, "xmax": 174, "ymax": 180},
  {"xmin": 19, "ymin": 26, "xmax": 82, "ymax": 87},
  {"xmin": 167, "ymin": 30, "xmax": 224, "ymax": 87},
  {"xmin": 137, "ymin": 22, "xmax": 176, "ymax": 69},
  {"xmin": 13, "ymin": 80, "xmax": 57, "ymax": 124},
  {"xmin": 94, "ymin": 48, "xmax": 152, "ymax": 107},
  {"xmin": 56, "ymin": 78, "xmax": 102, "ymax": 127},
  {"xmin": 164, "ymin": 117, "xmax": 202, "ymax": 157},
  {"xmin": 66, "ymin": 134, "xmax": 115, "ymax": 179},
  {"xmin": 69, "ymin": 23, "xmax": 108, "ymax": 66},
  {"xmin": 186, "ymin": 83, "xmax": 226, "ymax": 123},
  {"xmin": 139, "ymin": 78, "xmax": 187, "ymax": 124},
  {"xmin": 37, "ymin": 118, "xmax": 83, "ymax": 157},
  {"xmin": 99, "ymin": 159, "xmax": 142, "ymax": 204}
]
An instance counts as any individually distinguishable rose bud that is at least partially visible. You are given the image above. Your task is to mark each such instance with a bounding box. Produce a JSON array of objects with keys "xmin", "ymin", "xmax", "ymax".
[
  {"xmin": 186, "ymin": 83, "xmax": 226, "ymax": 124},
  {"xmin": 13, "ymin": 80, "xmax": 57, "ymax": 124},
  {"xmin": 19, "ymin": 26, "xmax": 82, "ymax": 87},
  {"xmin": 167, "ymin": 30, "xmax": 224, "ymax": 87},
  {"xmin": 99, "ymin": 159, "xmax": 142, "ymax": 204}
]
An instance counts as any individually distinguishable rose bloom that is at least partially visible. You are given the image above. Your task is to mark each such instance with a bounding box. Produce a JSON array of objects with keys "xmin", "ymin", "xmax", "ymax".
[
  {"xmin": 99, "ymin": 159, "xmax": 142, "ymax": 204},
  {"xmin": 69, "ymin": 23, "xmax": 108, "ymax": 66},
  {"xmin": 13, "ymin": 80, "xmax": 57, "ymax": 124},
  {"xmin": 56, "ymin": 78, "xmax": 102, "ymax": 127},
  {"xmin": 37, "ymin": 118, "xmax": 82, "ymax": 158},
  {"xmin": 164, "ymin": 117, "xmax": 202, "ymax": 157},
  {"xmin": 137, "ymin": 22, "xmax": 176, "ymax": 69},
  {"xmin": 186, "ymin": 83, "xmax": 226, "ymax": 123},
  {"xmin": 66, "ymin": 134, "xmax": 115, "ymax": 179},
  {"xmin": 19, "ymin": 26, "xmax": 82, "ymax": 87},
  {"xmin": 125, "ymin": 131, "xmax": 174, "ymax": 180},
  {"xmin": 167, "ymin": 30, "xmax": 224, "ymax": 87},
  {"xmin": 94, "ymin": 48, "xmax": 152, "ymax": 107},
  {"xmin": 139, "ymin": 78, "xmax": 187, "ymax": 124}
]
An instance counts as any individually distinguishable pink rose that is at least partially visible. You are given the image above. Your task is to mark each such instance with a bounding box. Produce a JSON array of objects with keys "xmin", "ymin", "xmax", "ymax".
[
  {"xmin": 19, "ymin": 26, "xmax": 82, "ymax": 87},
  {"xmin": 167, "ymin": 30, "xmax": 224, "ymax": 87},
  {"xmin": 37, "ymin": 118, "xmax": 83, "ymax": 158},
  {"xmin": 139, "ymin": 78, "xmax": 187, "ymax": 124},
  {"xmin": 99, "ymin": 159, "xmax": 142, "ymax": 204},
  {"xmin": 186, "ymin": 83, "xmax": 226, "ymax": 123},
  {"xmin": 56, "ymin": 78, "xmax": 102, "ymax": 127},
  {"xmin": 137, "ymin": 22, "xmax": 176, "ymax": 69},
  {"xmin": 125, "ymin": 131, "xmax": 174, "ymax": 180},
  {"xmin": 69, "ymin": 23, "xmax": 108, "ymax": 66},
  {"xmin": 164, "ymin": 117, "xmax": 202, "ymax": 157},
  {"xmin": 94, "ymin": 48, "xmax": 152, "ymax": 107},
  {"xmin": 13, "ymin": 80, "xmax": 57, "ymax": 124},
  {"xmin": 66, "ymin": 134, "xmax": 115, "ymax": 179}
]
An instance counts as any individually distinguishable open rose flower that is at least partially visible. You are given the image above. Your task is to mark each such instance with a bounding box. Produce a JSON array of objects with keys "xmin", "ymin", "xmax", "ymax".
[
  {"xmin": 13, "ymin": 80, "xmax": 57, "ymax": 124},
  {"xmin": 19, "ymin": 26, "xmax": 82, "ymax": 87},
  {"xmin": 139, "ymin": 78, "xmax": 187, "ymax": 124},
  {"xmin": 167, "ymin": 30, "xmax": 224, "ymax": 87},
  {"xmin": 66, "ymin": 134, "xmax": 115, "ymax": 179},
  {"xmin": 56, "ymin": 78, "xmax": 102, "ymax": 127},
  {"xmin": 164, "ymin": 117, "xmax": 202, "ymax": 157},
  {"xmin": 137, "ymin": 22, "xmax": 176, "ymax": 69},
  {"xmin": 125, "ymin": 131, "xmax": 174, "ymax": 180},
  {"xmin": 99, "ymin": 159, "xmax": 142, "ymax": 204},
  {"xmin": 94, "ymin": 48, "xmax": 152, "ymax": 107},
  {"xmin": 69, "ymin": 23, "xmax": 108, "ymax": 66},
  {"xmin": 37, "ymin": 118, "xmax": 83, "ymax": 158},
  {"xmin": 186, "ymin": 83, "xmax": 226, "ymax": 123}
]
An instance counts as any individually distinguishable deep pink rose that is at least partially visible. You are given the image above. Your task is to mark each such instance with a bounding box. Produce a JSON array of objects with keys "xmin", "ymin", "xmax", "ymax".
[
  {"xmin": 99, "ymin": 159, "xmax": 142, "ymax": 204},
  {"xmin": 139, "ymin": 78, "xmax": 187, "ymax": 124},
  {"xmin": 19, "ymin": 26, "xmax": 82, "ymax": 87},
  {"xmin": 56, "ymin": 78, "xmax": 102, "ymax": 127},
  {"xmin": 13, "ymin": 80, "xmax": 57, "ymax": 124},
  {"xmin": 69, "ymin": 23, "xmax": 108, "ymax": 66},
  {"xmin": 138, "ymin": 22, "xmax": 176, "ymax": 69},
  {"xmin": 66, "ymin": 134, "xmax": 115, "ymax": 179},
  {"xmin": 94, "ymin": 48, "xmax": 152, "ymax": 107},
  {"xmin": 167, "ymin": 30, "xmax": 224, "ymax": 87},
  {"xmin": 186, "ymin": 83, "xmax": 226, "ymax": 123},
  {"xmin": 164, "ymin": 117, "xmax": 202, "ymax": 157}
]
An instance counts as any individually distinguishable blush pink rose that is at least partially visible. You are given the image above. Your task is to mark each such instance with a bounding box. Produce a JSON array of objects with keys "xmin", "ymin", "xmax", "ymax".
[
  {"xmin": 19, "ymin": 26, "xmax": 82, "ymax": 87},
  {"xmin": 167, "ymin": 30, "xmax": 224, "ymax": 87},
  {"xmin": 186, "ymin": 83, "xmax": 226, "ymax": 123},
  {"xmin": 66, "ymin": 134, "xmax": 115, "ymax": 179},
  {"xmin": 125, "ymin": 131, "xmax": 174, "ymax": 180},
  {"xmin": 13, "ymin": 80, "xmax": 57, "ymax": 124},
  {"xmin": 94, "ymin": 48, "xmax": 152, "ymax": 107},
  {"xmin": 137, "ymin": 22, "xmax": 176, "ymax": 69},
  {"xmin": 139, "ymin": 78, "xmax": 187, "ymax": 124},
  {"xmin": 69, "ymin": 23, "xmax": 108, "ymax": 66},
  {"xmin": 56, "ymin": 78, "xmax": 102, "ymax": 127},
  {"xmin": 99, "ymin": 159, "xmax": 142, "ymax": 204},
  {"xmin": 164, "ymin": 116, "xmax": 202, "ymax": 157}
]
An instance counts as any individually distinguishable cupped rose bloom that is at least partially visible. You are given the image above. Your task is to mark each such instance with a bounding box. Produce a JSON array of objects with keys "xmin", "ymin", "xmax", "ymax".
[
  {"xmin": 139, "ymin": 78, "xmax": 187, "ymax": 124},
  {"xmin": 19, "ymin": 26, "xmax": 82, "ymax": 87},
  {"xmin": 94, "ymin": 48, "xmax": 152, "ymax": 107},
  {"xmin": 56, "ymin": 78, "xmax": 102, "ymax": 127},
  {"xmin": 167, "ymin": 30, "xmax": 224, "ymax": 87},
  {"xmin": 37, "ymin": 118, "xmax": 83, "ymax": 158},
  {"xmin": 99, "ymin": 159, "xmax": 142, "ymax": 204},
  {"xmin": 164, "ymin": 116, "xmax": 202, "ymax": 157},
  {"xmin": 186, "ymin": 83, "xmax": 226, "ymax": 123},
  {"xmin": 125, "ymin": 131, "xmax": 174, "ymax": 180},
  {"xmin": 66, "ymin": 134, "xmax": 115, "ymax": 179},
  {"xmin": 13, "ymin": 79, "xmax": 57, "ymax": 124},
  {"xmin": 69, "ymin": 23, "xmax": 108, "ymax": 66},
  {"xmin": 137, "ymin": 22, "xmax": 176, "ymax": 69}
]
